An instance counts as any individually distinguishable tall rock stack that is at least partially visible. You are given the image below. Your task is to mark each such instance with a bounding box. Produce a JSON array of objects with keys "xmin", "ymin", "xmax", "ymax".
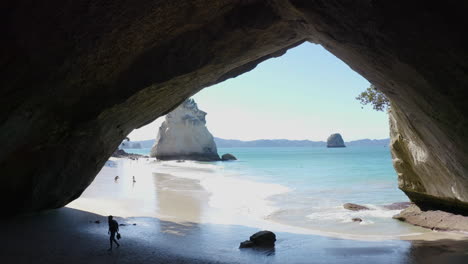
[
  {"xmin": 327, "ymin": 133, "xmax": 346, "ymax": 148},
  {"xmin": 151, "ymin": 99, "xmax": 220, "ymax": 161}
]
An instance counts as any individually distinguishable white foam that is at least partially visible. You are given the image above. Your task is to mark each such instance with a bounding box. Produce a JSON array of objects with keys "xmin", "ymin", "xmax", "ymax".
[
  {"xmin": 157, "ymin": 160, "xmax": 222, "ymax": 170},
  {"xmin": 152, "ymin": 160, "xmax": 291, "ymax": 219},
  {"xmin": 306, "ymin": 204, "xmax": 402, "ymax": 224}
]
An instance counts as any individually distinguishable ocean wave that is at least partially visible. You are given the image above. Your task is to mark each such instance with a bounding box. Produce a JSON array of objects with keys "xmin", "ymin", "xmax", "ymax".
[
  {"xmin": 306, "ymin": 204, "xmax": 402, "ymax": 224},
  {"xmin": 157, "ymin": 160, "xmax": 223, "ymax": 171}
]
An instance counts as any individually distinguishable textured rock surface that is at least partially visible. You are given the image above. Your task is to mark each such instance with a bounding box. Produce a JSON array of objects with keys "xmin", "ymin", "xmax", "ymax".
[
  {"xmin": 327, "ymin": 133, "xmax": 346, "ymax": 148},
  {"xmin": 390, "ymin": 106, "xmax": 468, "ymax": 215},
  {"xmin": 1, "ymin": 1, "xmax": 468, "ymax": 214},
  {"xmin": 240, "ymin": 230, "xmax": 276, "ymax": 249},
  {"xmin": 151, "ymin": 99, "xmax": 220, "ymax": 161},
  {"xmin": 393, "ymin": 205, "xmax": 468, "ymax": 232},
  {"xmin": 382, "ymin": 202, "xmax": 412, "ymax": 210},
  {"xmin": 343, "ymin": 203, "xmax": 370, "ymax": 211},
  {"xmin": 249, "ymin": 231, "xmax": 276, "ymax": 247},
  {"xmin": 221, "ymin": 153, "xmax": 237, "ymax": 161}
]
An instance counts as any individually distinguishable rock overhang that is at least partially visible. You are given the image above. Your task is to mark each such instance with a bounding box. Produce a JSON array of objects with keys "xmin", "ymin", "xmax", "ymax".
[{"xmin": 1, "ymin": 0, "xmax": 468, "ymax": 215}]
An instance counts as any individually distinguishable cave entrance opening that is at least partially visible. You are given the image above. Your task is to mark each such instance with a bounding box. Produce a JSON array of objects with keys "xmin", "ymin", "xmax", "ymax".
[{"xmin": 68, "ymin": 42, "xmax": 415, "ymax": 237}]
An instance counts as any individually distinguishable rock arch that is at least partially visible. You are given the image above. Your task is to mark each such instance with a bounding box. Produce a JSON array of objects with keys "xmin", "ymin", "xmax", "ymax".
[{"xmin": 1, "ymin": 0, "xmax": 468, "ymax": 215}]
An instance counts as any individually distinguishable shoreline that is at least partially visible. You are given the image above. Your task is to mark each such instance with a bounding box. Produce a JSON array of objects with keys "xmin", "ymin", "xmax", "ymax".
[
  {"xmin": 3, "ymin": 202, "xmax": 468, "ymax": 263},
  {"xmin": 69, "ymin": 158, "xmax": 468, "ymax": 242},
  {"xmin": 3, "ymin": 157, "xmax": 468, "ymax": 263}
]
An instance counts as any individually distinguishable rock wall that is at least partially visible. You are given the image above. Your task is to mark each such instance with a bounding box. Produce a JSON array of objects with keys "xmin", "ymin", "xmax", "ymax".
[
  {"xmin": 1, "ymin": 1, "xmax": 468, "ymax": 214},
  {"xmin": 151, "ymin": 99, "xmax": 220, "ymax": 161},
  {"xmin": 390, "ymin": 106, "xmax": 468, "ymax": 214}
]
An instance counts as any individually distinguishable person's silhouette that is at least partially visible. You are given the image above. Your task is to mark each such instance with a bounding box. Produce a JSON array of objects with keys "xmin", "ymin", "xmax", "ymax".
[{"xmin": 107, "ymin": 215, "xmax": 120, "ymax": 250}]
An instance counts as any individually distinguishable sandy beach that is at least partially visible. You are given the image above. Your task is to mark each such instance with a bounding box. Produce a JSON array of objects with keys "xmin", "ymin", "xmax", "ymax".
[{"xmin": 2, "ymin": 158, "xmax": 468, "ymax": 263}]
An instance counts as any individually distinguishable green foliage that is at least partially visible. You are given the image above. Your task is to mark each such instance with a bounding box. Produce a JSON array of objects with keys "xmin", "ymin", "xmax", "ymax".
[{"xmin": 356, "ymin": 84, "xmax": 390, "ymax": 112}]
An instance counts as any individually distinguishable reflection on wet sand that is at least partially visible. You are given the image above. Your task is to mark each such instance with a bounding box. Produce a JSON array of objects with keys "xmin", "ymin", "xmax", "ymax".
[
  {"xmin": 3, "ymin": 207, "xmax": 468, "ymax": 264},
  {"xmin": 153, "ymin": 172, "xmax": 209, "ymax": 225},
  {"xmin": 60, "ymin": 158, "xmax": 468, "ymax": 263}
]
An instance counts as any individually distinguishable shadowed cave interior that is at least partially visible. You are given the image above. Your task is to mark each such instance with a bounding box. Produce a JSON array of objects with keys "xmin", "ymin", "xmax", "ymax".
[{"xmin": 1, "ymin": 1, "xmax": 468, "ymax": 220}]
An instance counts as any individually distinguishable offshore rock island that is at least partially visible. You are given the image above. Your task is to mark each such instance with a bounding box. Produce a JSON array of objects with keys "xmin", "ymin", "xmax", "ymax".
[
  {"xmin": 151, "ymin": 99, "xmax": 220, "ymax": 161},
  {"xmin": 327, "ymin": 133, "xmax": 346, "ymax": 148}
]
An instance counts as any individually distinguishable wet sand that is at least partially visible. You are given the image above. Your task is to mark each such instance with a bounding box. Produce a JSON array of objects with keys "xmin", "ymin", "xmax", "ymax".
[{"xmin": 2, "ymin": 158, "xmax": 468, "ymax": 263}]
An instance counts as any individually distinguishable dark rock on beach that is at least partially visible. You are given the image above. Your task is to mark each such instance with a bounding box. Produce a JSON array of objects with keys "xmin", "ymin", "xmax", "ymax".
[
  {"xmin": 383, "ymin": 202, "xmax": 412, "ymax": 210},
  {"xmin": 239, "ymin": 240, "xmax": 255, "ymax": 248},
  {"xmin": 221, "ymin": 153, "xmax": 237, "ymax": 161},
  {"xmin": 111, "ymin": 149, "xmax": 145, "ymax": 159},
  {"xmin": 352, "ymin": 218, "xmax": 363, "ymax": 223},
  {"xmin": 393, "ymin": 204, "xmax": 468, "ymax": 232},
  {"xmin": 343, "ymin": 203, "xmax": 370, "ymax": 211},
  {"xmin": 239, "ymin": 230, "xmax": 276, "ymax": 249}
]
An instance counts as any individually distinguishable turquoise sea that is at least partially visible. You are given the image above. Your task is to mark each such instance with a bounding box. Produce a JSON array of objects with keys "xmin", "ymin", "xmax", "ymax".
[{"xmin": 124, "ymin": 146, "xmax": 424, "ymax": 237}]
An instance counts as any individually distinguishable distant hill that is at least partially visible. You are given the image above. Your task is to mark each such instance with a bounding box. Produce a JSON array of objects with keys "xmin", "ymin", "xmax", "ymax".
[
  {"xmin": 131, "ymin": 137, "xmax": 390, "ymax": 148},
  {"xmin": 136, "ymin": 139, "xmax": 155, "ymax": 148},
  {"xmin": 345, "ymin": 138, "xmax": 390, "ymax": 147},
  {"xmin": 214, "ymin": 137, "xmax": 325, "ymax": 147},
  {"xmin": 214, "ymin": 137, "xmax": 389, "ymax": 148},
  {"xmin": 122, "ymin": 139, "xmax": 154, "ymax": 149}
]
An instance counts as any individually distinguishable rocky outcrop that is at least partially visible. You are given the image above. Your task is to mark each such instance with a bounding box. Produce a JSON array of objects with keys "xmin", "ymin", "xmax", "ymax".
[
  {"xmin": 382, "ymin": 202, "xmax": 412, "ymax": 210},
  {"xmin": 390, "ymin": 106, "xmax": 468, "ymax": 215},
  {"xmin": 393, "ymin": 205, "xmax": 468, "ymax": 232},
  {"xmin": 343, "ymin": 203, "xmax": 370, "ymax": 211},
  {"xmin": 2, "ymin": 1, "xmax": 468, "ymax": 215},
  {"xmin": 327, "ymin": 134, "xmax": 346, "ymax": 148},
  {"xmin": 120, "ymin": 141, "xmax": 142, "ymax": 149},
  {"xmin": 239, "ymin": 231, "xmax": 276, "ymax": 248},
  {"xmin": 111, "ymin": 149, "xmax": 146, "ymax": 159},
  {"xmin": 151, "ymin": 99, "xmax": 220, "ymax": 161},
  {"xmin": 221, "ymin": 153, "xmax": 237, "ymax": 161}
]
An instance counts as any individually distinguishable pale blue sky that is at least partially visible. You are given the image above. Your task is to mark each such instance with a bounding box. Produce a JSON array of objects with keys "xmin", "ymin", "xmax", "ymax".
[{"xmin": 129, "ymin": 42, "xmax": 389, "ymax": 141}]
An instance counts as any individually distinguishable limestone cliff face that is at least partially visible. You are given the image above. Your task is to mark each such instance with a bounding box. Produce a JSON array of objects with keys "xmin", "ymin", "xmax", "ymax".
[
  {"xmin": 390, "ymin": 106, "xmax": 468, "ymax": 214},
  {"xmin": 151, "ymin": 99, "xmax": 220, "ymax": 161},
  {"xmin": 327, "ymin": 134, "xmax": 346, "ymax": 148}
]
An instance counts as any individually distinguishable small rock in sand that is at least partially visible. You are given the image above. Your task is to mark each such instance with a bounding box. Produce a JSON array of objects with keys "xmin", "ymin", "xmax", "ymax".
[
  {"xmin": 352, "ymin": 218, "xmax": 363, "ymax": 222},
  {"xmin": 343, "ymin": 203, "xmax": 370, "ymax": 211},
  {"xmin": 221, "ymin": 153, "xmax": 237, "ymax": 161},
  {"xmin": 382, "ymin": 202, "xmax": 412, "ymax": 210}
]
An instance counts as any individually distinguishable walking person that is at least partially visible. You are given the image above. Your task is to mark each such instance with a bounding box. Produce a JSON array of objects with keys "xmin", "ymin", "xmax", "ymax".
[{"xmin": 107, "ymin": 215, "xmax": 120, "ymax": 250}]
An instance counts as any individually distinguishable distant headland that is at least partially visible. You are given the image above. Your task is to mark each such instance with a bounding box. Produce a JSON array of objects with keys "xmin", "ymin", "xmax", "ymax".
[{"xmin": 125, "ymin": 137, "xmax": 389, "ymax": 149}]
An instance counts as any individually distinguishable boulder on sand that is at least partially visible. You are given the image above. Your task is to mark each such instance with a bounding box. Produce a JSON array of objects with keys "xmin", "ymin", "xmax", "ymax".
[
  {"xmin": 343, "ymin": 203, "xmax": 370, "ymax": 211},
  {"xmin": 382, "ymin": 202, "xmax": 412, "ymax": 210},
  {"xmin": 239, "ymin": 230, "xmax": 276, "ymax": 248},
  {"xmin": 221, "ymin": 153, "xmax": 237, "ymax": 161}
]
